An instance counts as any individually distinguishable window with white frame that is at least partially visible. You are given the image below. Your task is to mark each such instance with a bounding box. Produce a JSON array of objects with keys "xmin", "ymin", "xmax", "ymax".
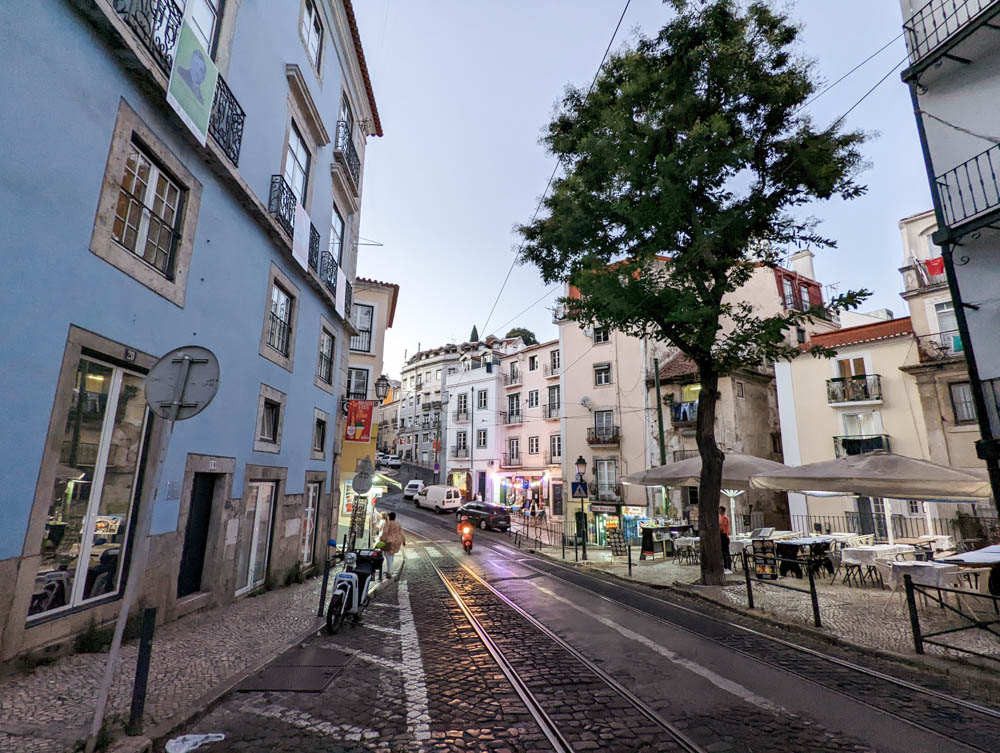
[
  {"xmin": 549, "ymin": 434, "xmax": 562, "ymax": 460},
  {"xmin": 347, "ymin": 368, "xmax": 369, "ymax": 400},
  {"xmin": 477, "ymin": 429, "xmax": 487, "ymax": 448},
  {"xmin": 300, "ymin": 0, "xmax": 323, "ymax": 68},
  {"xmin": 260, "ymin": 400, "xmax": 281, "ymax": 441},
  {"xmin": 528, "ymin": 355, "xmax": 538, "ymax": 371},
  {"xmin": 267, "ymin": 283, "xmax": 293, "ymax": 356},
  {"xmin": 908, "ymin": 500, "xmax": 922, "ymax": 516},
  {"xmin": 594, "ymin": 410, "xmax": 614, "ymax": 439},
  {"xmin": 300, "ymin": 482, "xmax": 320, "ymax": 566},
  {"xmin": 329, "ymin": 205, "xmax": 345, "ymax": 265},
  {"xmin": 550, "ymin": 349, "xmax": 561, "ymax": 370},
  {"xmin": 284, "ymin": 121, "xmax": 310, "ymax": 205},
  {"xmin": 317, "ymin": 328, "xmax": 334, "ymax": 384},
  {"xmin": 112, "ymin": 144, "xmax": 183, "ymax": 278},
  {"xmin": 508, "ymin": 438, "xmax": 520, "ymax": 461},
  {"xmin": 457, "ymin": 392, "xmax": 468, "ymax": 414},
  {"xmin": 457, "ymin": 431, "xmax": 468, "ymax": 450},
  {"xmin": 527, "ymin": 390, "xmax": 539, "ymax": 408},
  {"xmin": 593, "ymin": 327, "xmax": 609, "ymax": 344},
  {"xmin": 528, "ymin": 436, "xmax": 539, "ymax": 454},
  {"xmin": 183, "ymin": 0, "xmax": 221, "ymax": 53},
  {"xmin": 950, "ymin": 382, "xmax": 976, "ymax": 423},
  {"xmin": 350, "ymin": 303, "xmax": 374, "ymax": 352},
  {"xmin": 478, "ymin": 389, "xmax": 488, "ymax": 409},
  {"xmin": 594, "ymin": 363, "xmax": 611, "ymax": 386}
]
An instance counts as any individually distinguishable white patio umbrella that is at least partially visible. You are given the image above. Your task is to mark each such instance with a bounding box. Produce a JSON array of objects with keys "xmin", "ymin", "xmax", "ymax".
[
  {"xmin": 622, "ymin": 452, "xmax": 788, "ymax": 490},
  {"xmin": 748, "ymin": 453, "xmax": 991, "ymax": 545}
]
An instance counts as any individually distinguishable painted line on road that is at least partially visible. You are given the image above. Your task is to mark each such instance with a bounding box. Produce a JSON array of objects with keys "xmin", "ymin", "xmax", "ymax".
[
  {"xmin": 398, "ymin": 580, "xmax": 432, "ymax": 743},
  {"xmin": 352, "ymin": 650, "xmax": 403, "ymax": 672},
  {"xmin": 365, "ymin": 622, "xmax": 402, "ymax": 636},
  {"xmin": 532, "ymin": 582, "xmax": 786, "ymax": 714},
  {"xmin": 238, "ymin": 696, "xmax": 379, "ymax": 741}
]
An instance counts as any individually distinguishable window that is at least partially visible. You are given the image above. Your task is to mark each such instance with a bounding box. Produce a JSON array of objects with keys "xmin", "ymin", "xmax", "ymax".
[
  {"xmin": 551, "ymin": 350, "xmax": 561, "ymax": 370},
  {"xmin": 339, "ymin": 95, "xmax": 355, "ymax": 141},
  {"xmin": 527, "ymin": 390, "xmax": 539, "ymax": 409},
  {"xmin": 477, "ymin": 429, "xmax": 488, "ymax": 448},
  {"xmin": 735, "ymin": 381, "xmax": 744, "ymax": 399},
  {"xmin": 28, "ymin": 355, "xmax": 149, "ymax": 619},
  {"xmin": 507, "ymin": 393, "xmax": 521, "ymax": 419},
  {"xmin": 595, "ymin": 410, "xmax": 614, "ymax": 439},
  {"xmin": 312, "ymin": 417, "xmax": 327, "ymax": 452},
  {"xmin": 782, "ymin": 277, "xmax": 795, "ymax": 308},
  {"xmin": 284, "ymin": 121, "xmax": 310, "ymax": 205},
  {"xmin": 550, "ymin": 434, "xmax": 562, "ymax": 460},
  {"xmin": 799, "ymin": 283, "xmax": 811, "ymax": 310},
  {"xmin": 796, "ymin": 327, "xmax": 806, "ymax": 344},
  {"xmin": 436, "ymin": 369, "xmax": 442, "ymax": 381},
  {"xmin": 457, "ymin": 393, "xmax": 468, "ymax": 414},
  {"xmin": 300, "ymin": 0, "xmax": 323, "ymax": 68},
  {"xmin": 547, "ymin": 385, "xmax": 560, "ymax": 409},
  {"xmin": 112, "ymin": 144, "xmax": 183, "ymax": 278},
  {"xmin": 329, "ymin": 205, "xmax": 345, "ymax": 265},
  {"xmin": 347, "ymin": 368, "xmax": 369, "ymax": 400},
  {"xmin": 595, "ymin": 458, "xmax": 617, "ymax": 497},
  {"xmin": 183, "ymin": 0, "xmax": 221, "ymax": 53},
  {"xmin": 351, "ymin": 303, "xmax": 374, "ymax": 352},
  {"xmin": 908, "ymin": 500, "xmax": 923, "ymax": 516},
  {"xmin": 771, "ymin": 431, "xmax": 783, "ymax": 454},
  {"xmin": 594, "ymin": 363, "xmax": 612, "ymax": 386},
  {"xmin": 457, "ymin": 431, "xmax": 468, "ymax": 450},
  {"xmin": 528, "ymin": 436, "xmax": 539, "ymax": 454},
  {"xmin": 260, "ymin": 400, "xmax": 280, "ymax": 441},
  {"xmin": 267, "ymin": 284, "xmax": 293, "ymax": 356},
  {"xmin": 300, "ymin": 482, "xmax": 320, "ymax": 566},
  {"xmin": 950, "ymin": 382, "xmax": 977, "ymax": 423},
  {"xmin": 508, "ymin": 438, "xmax": 520, "ymax": 461},
  {"xmin": 478, "ymin": 390, "xmax": 488, "ymax": 409},
  {"xmin": 593, "ymin": 327, "xmax": 609, "ymax": 344},
  {"xmin": 448, "ymin": 366, "xmax": 458, "ymax": 375},
  {"xmin": 528, "ymin": 355, "xmax": 538, "ymax": 371},
  {"xmin": 316, "ymin": 327, "xmax": 334, "ymax": 386},
  {"xmin": 843, "ymin": 411, "xmax": 879, "ymax": 436}
]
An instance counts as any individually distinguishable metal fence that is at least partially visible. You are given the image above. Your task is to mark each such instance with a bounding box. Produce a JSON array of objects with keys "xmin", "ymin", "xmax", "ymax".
[{"xmin": 790, "ymin": 511, "xmax": 998, "ymax": 544}]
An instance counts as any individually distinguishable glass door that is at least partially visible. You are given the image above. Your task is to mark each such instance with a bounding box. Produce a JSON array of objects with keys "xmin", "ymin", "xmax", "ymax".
[
  {"xmin": 236, "ymin": 480, "xmax": 276, "ymax": 594},
  {"xmin": 299, "ymin": 482, "xmax": 319, "ymax": 566}
]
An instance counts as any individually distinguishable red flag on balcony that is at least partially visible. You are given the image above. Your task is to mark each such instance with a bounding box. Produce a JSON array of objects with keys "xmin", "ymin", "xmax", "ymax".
[{"xmin": 925, "ymin": 257, "xmax": 945, "ymax": 276}]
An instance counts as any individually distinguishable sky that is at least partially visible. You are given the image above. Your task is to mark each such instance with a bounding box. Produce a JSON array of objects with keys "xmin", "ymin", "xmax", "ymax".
[{"xmin": 352, "ymin": 0, "xmax": 931, "ymax": 379}]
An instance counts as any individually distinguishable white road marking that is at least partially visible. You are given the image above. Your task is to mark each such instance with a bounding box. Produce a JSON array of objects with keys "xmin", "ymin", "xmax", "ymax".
[
  {"xmin": 533, "ymin": 583, "xmax": 786, "ymax": 714},
  {"xmin": 398, "ymin": 580, "xmax": 432, "ymax": 742},
  {"xmin": 353, "ymin": 650, "xmax": 403, "ymax": 672},
  {"xmin": 238, "ymin": 697, "xmax": 379, "ymax": 741},
  {"xmin": 366, "ymin": 622, "xmax": 403, "ymax": 636}
]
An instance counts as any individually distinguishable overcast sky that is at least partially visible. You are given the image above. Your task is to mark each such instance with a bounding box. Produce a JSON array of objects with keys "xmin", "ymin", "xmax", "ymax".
[{"xmin": 353, "ymin": 1, "xmax": 930, "ymax": 379}]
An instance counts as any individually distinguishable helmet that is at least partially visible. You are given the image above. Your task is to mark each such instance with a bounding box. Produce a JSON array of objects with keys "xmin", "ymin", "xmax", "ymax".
[{"xmin": 460, "ymin": 515, "xmax": 468, "ymax": 521}]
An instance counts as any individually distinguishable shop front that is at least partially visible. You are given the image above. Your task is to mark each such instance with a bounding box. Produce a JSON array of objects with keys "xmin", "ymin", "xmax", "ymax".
[
  {"xmin": 448, "ymin": 469, "xmax": 472, "ymax": 501},
  {"xmin": 589, "ymin": 502, "xmax": 620, "ymax": 546},
  {"xmin": 498, "ymin": 473, "xmax": 550, "ymax": 516}
]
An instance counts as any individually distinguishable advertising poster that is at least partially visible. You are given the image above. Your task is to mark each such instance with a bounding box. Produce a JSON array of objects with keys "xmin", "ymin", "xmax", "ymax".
[
  {"xmin": 344, "ymin": 400, "xmax": 374, "ymax": 443},
  {"xmin": 166, "ymin": 16, "xmax": 219, "ymax": 146}
]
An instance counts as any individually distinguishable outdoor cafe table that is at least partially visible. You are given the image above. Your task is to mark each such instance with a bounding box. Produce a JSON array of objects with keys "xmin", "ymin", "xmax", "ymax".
[
  {"xmin": 774, "ymin": 537, "xmax": 835, "ymax": 578},
  {"xmin": 841, "ymin": 544, "xmax": 915, "ymax": 567},
  {"xmin": 885, "ymin": 560, "xmax": 959, "ymax": 590},
  {"xmin": 674, "ymin": 536, "xmax": 699, "ymax": 551}
]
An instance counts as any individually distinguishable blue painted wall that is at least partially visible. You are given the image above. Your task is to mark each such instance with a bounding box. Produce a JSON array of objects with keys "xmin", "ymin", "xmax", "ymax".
[{"xmin": 0, "ymin": 1, "xmax": 355, "ymax": 558}]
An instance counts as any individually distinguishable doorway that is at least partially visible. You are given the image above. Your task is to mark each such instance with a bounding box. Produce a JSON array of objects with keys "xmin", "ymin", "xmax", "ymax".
[
  {"xmin": 235, "ymin": 480, "xmax": 277, "ymax": 594},
  {"xmin": 178, "ymin": 473, "xmax": 217, "ymax": 598},
  {"xmin": 477, "ymin": 471, "xmax": 486, "ymax": 500}
]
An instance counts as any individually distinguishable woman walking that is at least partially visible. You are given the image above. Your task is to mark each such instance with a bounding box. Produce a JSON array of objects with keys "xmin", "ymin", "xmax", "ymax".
[{"xmin": 379, "ymin": 511, "xmax": 406, "ymax": 579}]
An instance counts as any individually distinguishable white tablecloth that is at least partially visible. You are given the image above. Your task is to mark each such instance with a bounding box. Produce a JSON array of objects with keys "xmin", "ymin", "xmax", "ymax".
[
  {"xmin": 940, "ymin": 544, "xmax": 1000, "ymax": 565},
  {"xmin": 886, "ymin": 561, "xmax": 959, "ymax": 589},
  {"xmin": 729, "ymin": 537, "xmax": 754, "ymax": 555},
  {"xmin": 841, "ymin": 544, "xmax": 915, "ymax": 566},
  {"xmin": 674, "ymin": 536, "xmax": 699, "ymax": 551}
]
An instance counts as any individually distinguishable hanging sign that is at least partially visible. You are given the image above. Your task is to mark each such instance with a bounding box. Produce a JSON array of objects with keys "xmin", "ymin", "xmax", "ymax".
[
  {"xmin": 166, "ymin": 14, "xmax": 219, "ymax": 146},
  {"xmin": 344, "ymin": 400, "xmax": 374, "ymax": 443}
]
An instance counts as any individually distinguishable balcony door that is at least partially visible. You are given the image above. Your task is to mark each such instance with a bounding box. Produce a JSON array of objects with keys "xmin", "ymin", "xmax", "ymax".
[
  {"xmin": 843, "ymin": 411, "xmax": 880, "ymax": 437},
  {"xmin": 595, "ymin": 458, "xmax": 617, "ymax": 497},
  {"xmin": 508, "ymin": 393, "xmax": 520, "ymax": 418},
  {"xmin": 508, "ymin": 438, "xmax": 520, "ymax": 463},
  {"xmin": 837, "ymin": 357, "xmax": 866, "ymax": 380},
  {"xmin": 594, "ymin": 409, "xmax": 614, "ymax": 440}
]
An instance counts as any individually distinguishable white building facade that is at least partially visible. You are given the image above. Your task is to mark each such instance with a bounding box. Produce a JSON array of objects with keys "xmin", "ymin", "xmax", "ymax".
[{"xmin": 443, "ymin": 345, "xmax": 502, "ymax": 501}]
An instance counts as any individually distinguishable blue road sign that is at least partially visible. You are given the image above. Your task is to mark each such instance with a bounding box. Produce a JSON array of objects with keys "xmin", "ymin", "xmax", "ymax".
[{"xmin": 571, "ymin": 481, "xmax": 589, "ymax": 499}]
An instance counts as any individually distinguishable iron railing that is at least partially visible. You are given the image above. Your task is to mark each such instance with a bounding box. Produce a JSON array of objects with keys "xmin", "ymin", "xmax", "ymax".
[
  {"xmin": 937, "ymin": 142, "xmax": 1000, "ymax": 228},
  {"xmin": 902, "ymin": 0, "xmax": 997, "ymax": 66},
  {"xmin": 593, "ymin": 483, "xmax": 623, "ymax": 502},
  {"xmin": 453, "ymin": 410, "xmax": 469, "ymax": 423},
  {"xmin": 334, "ymin": 120, "xmax": 361, "ymax": 188},
  {"xmin": 502, "ymin": 411, "xmax": 523, "ymax": 425},
  {"xmin": 916, "ymin": 330, "xmax": 964, "ymax": 361},
  {"xmin": 544, "ymin": 451, "xmax": 562, "ymax": 465},
  {"xmin": 208, "ymin": 75, "xmax": 246, "ymax": 166},
  {"xmin": 543, "ymin": 363, "xmax": 562, "ymax": 377},
  {"xmin": 504, "ymin": 372, "xmax": 523, "ymax": 386},
  {"xmin": 344, "ymin": 279, "xmax": 353, "ymax": 321},
  {"xmin": 501, "ymin": 453, "xmax": 522, "ymax": 467},
  {"xmin": 790, "ymin": 513, "xmax": 954, "ymax": 542},
  {"xmin": 346, "ymin": 391, "xmax": 368, "ymax": 401},
  {"xmin": 673, "ymin": 449, "xmax": 699, "ymax": 461},
  {"xmin": 319, "ymin": 251, "xmax": 338, "ymax": 296},
  {"xmin": 671, "ymin": 401, "xmax": 698, "ymax": 426},
  {"xmin": 451, "ymin": 446, "xmax": 470, "ymax": 459},
  {"xmin": 826, "ymin": 375, "xmax": 883, "ymax": 403},
  {"xmin": 543, "ymin": 403, "xmax": 560, "ymax": 419},
  {"xmin": 308, "ymin": 223, "xmax": 320, "ymax": 272},
  {"xmin": 782, "ymin": 293, "xmax": 838, "ymax": 323},
  {"xmin": 587, "ymin": 426, "xmax": 620, "ymax": 445},
  {"xmin": 267, "ymin": 311, "xmax": 291, "ymax": 356},
  {"xmin": 268, "ymin": 175, "xmax": 296, "ymax": 238},
  {"xmin": 350, "ymin": 329, "xmax": 372, "ymax": 353},
  {"xmin": 833, "ymin": 434, "xmax": 891, "ymax": 458}
]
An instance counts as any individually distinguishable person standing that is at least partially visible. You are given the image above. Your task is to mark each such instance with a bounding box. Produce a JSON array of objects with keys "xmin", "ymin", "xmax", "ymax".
[
  {"xmin": 719, "ymin": 505, "xmax": 732, "ymax": 574},
  {"xmin": 379, "ymin": 512, "xmax": 406, "ymax": 579}
]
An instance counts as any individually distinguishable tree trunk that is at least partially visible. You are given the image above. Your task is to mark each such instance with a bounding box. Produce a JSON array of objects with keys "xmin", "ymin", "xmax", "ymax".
[{"xmin": 696, "ymin": 366, "xmax": 726, "ymax": 586}]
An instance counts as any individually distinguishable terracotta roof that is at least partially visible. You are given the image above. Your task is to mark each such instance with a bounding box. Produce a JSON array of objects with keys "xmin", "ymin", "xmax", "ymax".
[
  {"xmin": 355, "ymin": 277, "xmax": 399, "ymax": 327},
  {"xmin": 657, "ymin": 351, "xmax": 699, "ymax": 382},
  {"xmin": 343, "ymin": 0, "xmax": 383, "ymax": 137},
  {"xmin": 808, "ymin": 317, "xmax": 913, "ymax": 349}
]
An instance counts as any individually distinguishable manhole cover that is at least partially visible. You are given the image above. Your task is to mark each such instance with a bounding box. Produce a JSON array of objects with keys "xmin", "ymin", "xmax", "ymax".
[{"xmin": 236, "ymin": 645, "xmax": 354, "ymax": 692}]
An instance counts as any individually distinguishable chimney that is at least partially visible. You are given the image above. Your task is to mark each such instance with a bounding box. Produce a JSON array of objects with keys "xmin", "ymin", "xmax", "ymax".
[{"xmin": 789, "ymin": 249, "xmax": 815, "ymax": 280}]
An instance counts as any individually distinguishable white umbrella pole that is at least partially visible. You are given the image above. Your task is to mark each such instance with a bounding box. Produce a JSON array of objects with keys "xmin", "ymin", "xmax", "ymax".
[{"xmin": 883, "ymin": 499, "xmax": 894, "ymax": 545}]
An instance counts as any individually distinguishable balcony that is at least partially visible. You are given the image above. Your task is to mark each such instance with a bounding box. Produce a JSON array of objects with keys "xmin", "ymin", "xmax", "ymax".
[
  {"xmin": 826, "ymin": 375, "xmax": 883, "ymax": 404},
  {"xmin": 671, "ymin": 401, "xmax": 698, "ymax": 427},
  {"xmin": 902, "ymin": 0, "xmax": 999, "ymax": 75},
  {"xmin": 346, "ymin": 391, "xmax": 368, "ymax": 401},
  {"xmin": 319, "ymin": 250, "xmax": 338, "ymax": 297},
  {"xmin": 453, "ymin": 410, "xmax": 470, "ymax": 423},
  {"xmin": 307, "ymin": 223, "xmax": 320, "ymax": 273},
  {"xmin": 544, "ymin": 451, "xmax": 562, "ymax": 465},
  {"xmin": 106, "ymin": 0, "xmax": 246, "ymax": 166},
  {"xmin": 936, "ymin": 142, "xmax": 1000, "ymax": 233},
  {"xmin": 504, "ymin": 372, "xmax": 522, "ymax": 387},
  {"xmin": 345, "ymin": 279, "xmax": 353, "ymax": 321},
  {"xmin": 451, "ymin": 446, "xmax": 470, "ymax": 459},
  {"xmin": 833, "ymin": 434, "xmax": 891, "ymax": 458},
  {"xmin": 501, "ymin": 453, "xmax": 522, "ymax": 468},
  {"xmin": 334, "ymin": 121, "xmax": 361, "ymax": 191},
  {"xmin": 543, "ymin": 403, "xmax": 561, "ymax": 420},
  {"xmin": 593, "ymin": 483, "xmax": 623, "ymax": 502},
  {"xmin": 782, "ymin": 293, "xmax": 838, "ymax": 323},
  {"xmin": 350, "ymin": 329, "xmax": 372, "ymax": 353},
  {"xmin": 916, "ymin": 330, "xmax": 965, "ymax": 362},
  {"xmin": 543, "ymin": 363, "xmax": 562, "ymax": 378},
  {"xmin": 587, "ymin": 426, "xmax": 620, "ymax": 445},
  {"xmin": 268, "ymin": 175, "xmax": 296, "ymax": 238},
  {"xmin": 502, "ymin": 411, "xmax": 523, "ymax": 425}
]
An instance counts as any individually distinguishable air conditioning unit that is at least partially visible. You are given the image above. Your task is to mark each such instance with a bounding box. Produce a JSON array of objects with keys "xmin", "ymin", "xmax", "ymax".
[{"xmin": 583, "ymin": 327, "xmax": 593, "ymax": 337}]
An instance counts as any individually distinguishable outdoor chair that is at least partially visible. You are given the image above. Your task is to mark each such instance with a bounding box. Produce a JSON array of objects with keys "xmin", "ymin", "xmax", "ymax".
[
  {"xmin": 828, "ymin": 550, "xmax": 843, "ymax": 584},
  {"xmin": 958, "ymin": 538, "xmax": 984, "ymax": 553},
  {"xmin": 841, "ymin": 561, "xmax": 865, "ymax": 587}
]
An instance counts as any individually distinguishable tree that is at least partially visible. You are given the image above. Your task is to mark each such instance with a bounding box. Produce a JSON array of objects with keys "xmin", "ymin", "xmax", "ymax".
[
  {"xmin": 518, "ymin": 0, "xmax": 869, "ymax": 585},
  {"xmin": 469, "ymin": 325, "xmax": 479, "ymax": 342},
  {"xmin": 505, "ymin": 327, "xmax": 537, "ymax": 345}
]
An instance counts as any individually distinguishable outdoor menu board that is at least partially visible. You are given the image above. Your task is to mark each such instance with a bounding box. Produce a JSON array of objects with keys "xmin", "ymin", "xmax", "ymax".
[
  {"xmin": 606, "ymin": 529, "xmax": 629, "ymax": 557},
  {"xmin": 752, "ymin": 539, "xmax": 778, "ymax": 580}
]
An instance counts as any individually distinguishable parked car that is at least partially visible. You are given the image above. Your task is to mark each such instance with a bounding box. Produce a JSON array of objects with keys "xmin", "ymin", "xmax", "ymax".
[
  {"xmin": 417, "ymin": 485, "xmax": 464, "ymax": 514},
  {"xmin": 456, "ymin": 502, "xmax": 511, "ymax": 532},
  {"xmin": 403, "ymin": 479, "xmax": 425, "ymax": 500},
  {"xmin": 386, "ymin": 455, "xmax": 401, "ymax": 469}
]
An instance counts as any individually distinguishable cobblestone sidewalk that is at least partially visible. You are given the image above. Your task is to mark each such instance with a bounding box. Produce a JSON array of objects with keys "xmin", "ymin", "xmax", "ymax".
[{"xmin": 0, "ymin": 578, "xmax": 326, "ymax": 753}]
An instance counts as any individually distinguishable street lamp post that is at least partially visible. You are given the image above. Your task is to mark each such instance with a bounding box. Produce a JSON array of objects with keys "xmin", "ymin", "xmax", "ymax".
[{"xmin": 575, "ymin": 455, "xmax": 588, "ymax": 561}]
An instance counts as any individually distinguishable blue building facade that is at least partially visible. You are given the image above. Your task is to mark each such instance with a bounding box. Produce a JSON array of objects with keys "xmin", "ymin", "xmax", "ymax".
[{"xmin": 0, "ymin": 0, "xmax": 381, "ymax": 658}]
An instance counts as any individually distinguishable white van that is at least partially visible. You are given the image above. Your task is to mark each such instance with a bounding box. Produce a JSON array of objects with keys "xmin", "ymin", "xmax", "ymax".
[{"xmin": 417, "ymin": 485, "xmax": 464, "ymax": 514}]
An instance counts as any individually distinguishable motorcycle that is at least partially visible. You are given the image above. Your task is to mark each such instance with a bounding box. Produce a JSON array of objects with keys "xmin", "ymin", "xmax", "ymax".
[
  {"xmin": 326, "ymin": 548, "xmax": 383, "ymax": 634},
  {"xmin": 460, "ymin": 524, "xmax": 473, "ymax": 555}
]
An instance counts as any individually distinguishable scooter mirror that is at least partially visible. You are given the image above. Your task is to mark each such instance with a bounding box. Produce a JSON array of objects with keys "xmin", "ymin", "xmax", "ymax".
[{"xmin": 328, "ymin": 539, "xmax": 337, "ymax": 547}]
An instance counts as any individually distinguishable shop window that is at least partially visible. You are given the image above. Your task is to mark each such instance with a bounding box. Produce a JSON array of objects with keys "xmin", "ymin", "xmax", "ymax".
[{"xmin": 29, "ymin": 357, "xmax": 149, "ymax": 619}]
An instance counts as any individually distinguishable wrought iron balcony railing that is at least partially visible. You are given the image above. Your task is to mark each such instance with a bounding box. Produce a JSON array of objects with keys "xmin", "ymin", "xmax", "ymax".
[
  {"xmin": 826, "ymin": 375, "xmax": 883, "ymax": 404},
  {"xmin": 833, "ymin": 434, "xmax": 891, "ymax": 458},
  {"xmin": 501, "ymin": 453, "xmax": 522, "ymax": 468},
  {"xmin": 543, "ymin": 363, "xmax": 562, "ymax": 377},
  {"xmin": 346, "ymin": 391, "xmax": 368, "ymax": 401},
  {"xmin": 543, "ymin": 403, "xmax": 560, "ymax": 419},
  {"xmin": 308, "ymin": 223, "xmax": 320, "ymax": 272},
  {"xmin": 593, "ymin": 482, "xmax": 623, "ymax": 502},
  {"xmin": 903, "ymin": 0, "xmax": 997, "ymax": 67},
  {"xmin": 451, "ymin": 446, "xmax": 470, "ymax": 459},
  {"xmin": 587, "ymin": 426, "xmax": 620, "ymax": 445},
  {"xmin": 937, "ymin": 142, "xmax": 1000, "ymax": 230},
  {"xmin": 453, "ymin": 410, "xmax": 470, "ymax": 423},
  {"xmin": 268, "ymin": 175, "xmax": 296, "ymax": 238},
  {"xmin": 502, "ymin": 411, "xmax": 523, "ymax": 425},
  {"xmin": 334, "ymin": 120, "xmax": 361, "ymax": 189},
  {"xmin": 320, "ymin": 251, "xmax": 338, "ymax": 296},
  {"xmin": 782, "ymin": 293, "xmax": 838, "ymax": 323},
  {"xmin": 345, "ymin": 279, "xmax": 353, "ymax": 321},
  {"xmin": 504, "ymin": 372, "xmax": 522, "ymax": 387},
  {"xmin": 916, "ymin": 330, "xmax": 965, "ymax": 361},
  {"xmin": 208, "ymin": 75, "xmax": 246, "ymax": 166},
  {"xmin": 671, "ymin": 401, "xmax": 698, "ymax": 426},
  {"xmin": 544, "ymin": 450, "xmax": 562, "ymax": 465}
]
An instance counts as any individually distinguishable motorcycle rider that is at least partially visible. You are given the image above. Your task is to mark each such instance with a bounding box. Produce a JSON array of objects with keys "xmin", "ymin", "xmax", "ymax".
[{"xmin": 457, "ymin": 515, "xmax": 474, "ymax": 545}]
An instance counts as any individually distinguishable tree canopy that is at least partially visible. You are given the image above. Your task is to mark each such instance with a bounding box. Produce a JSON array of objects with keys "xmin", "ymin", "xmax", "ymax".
[
  {"xmin": 505, "ymin": 327, "xmax": 538, "ymax": 345},
  {"xmin": 469, "ymin": 325, "xmax": 479, "ymax": 342}
]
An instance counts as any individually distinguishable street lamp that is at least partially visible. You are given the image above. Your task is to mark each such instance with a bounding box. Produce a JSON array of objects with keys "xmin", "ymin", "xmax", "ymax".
[
  {"xmin": 574, "ymin": 455, "xmax": 588, "ymax": 560},
  {"xmin": 374, "ymin": 374, "xmax": 390, "ymax": 402}
]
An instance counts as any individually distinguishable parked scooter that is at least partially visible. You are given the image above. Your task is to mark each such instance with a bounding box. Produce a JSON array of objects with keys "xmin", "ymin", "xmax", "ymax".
[{"xmin": 326, "ymin": 548, "xmax": 383, "ymax": 634}]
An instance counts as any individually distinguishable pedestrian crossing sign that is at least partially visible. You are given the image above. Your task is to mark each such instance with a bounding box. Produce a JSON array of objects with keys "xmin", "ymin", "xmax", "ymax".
[{"xmin": 571, "ymin": 481, "xmax": 588, "ymax": 499}]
